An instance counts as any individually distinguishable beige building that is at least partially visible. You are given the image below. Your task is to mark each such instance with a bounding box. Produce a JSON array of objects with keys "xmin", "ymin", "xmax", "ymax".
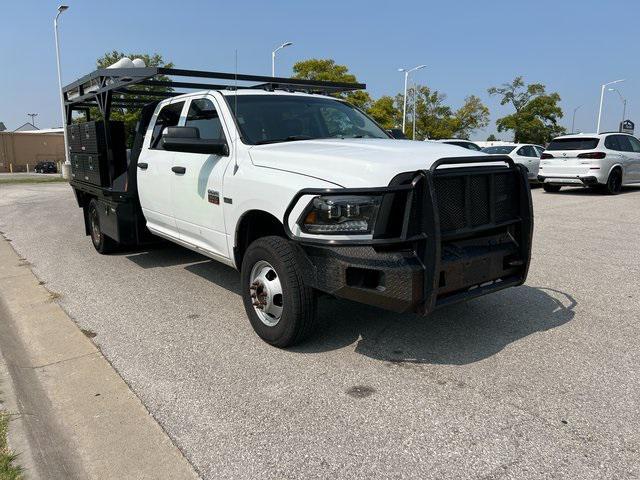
[{"xmin": 0, "ymin": 129, "xmax": 65, "ymax": 172}]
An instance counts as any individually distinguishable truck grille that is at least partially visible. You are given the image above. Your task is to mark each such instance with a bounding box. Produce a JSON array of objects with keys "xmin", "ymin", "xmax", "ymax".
[{"xmin": 433, "ymin": 170, "xmax": 519, "ymax": 235}]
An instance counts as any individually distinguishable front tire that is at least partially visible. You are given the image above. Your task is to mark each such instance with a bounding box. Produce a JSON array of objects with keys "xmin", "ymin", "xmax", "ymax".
[
  {"xmin": 240, "ymin": 236, "xmax": 317, "ymax": 347},
  {"xmin": 543, "ymin": 184, "xmax": 562, "ymax": 193},
  {"xmin": 602, "ymin": 169, "xmax": 622, "ymax": 195},
  {"xmin": 87, "ymin": 199, "xmax": 118, "ymax": 254}
]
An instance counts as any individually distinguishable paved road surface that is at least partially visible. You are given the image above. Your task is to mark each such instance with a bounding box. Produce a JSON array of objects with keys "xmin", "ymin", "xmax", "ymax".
[{"xmin": 1, "ymin": 182, "xmax": 638, "ymax": 479}]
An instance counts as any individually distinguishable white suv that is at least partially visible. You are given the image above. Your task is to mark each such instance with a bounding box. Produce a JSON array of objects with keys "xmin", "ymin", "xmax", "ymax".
[
  {"xmin": 538, "ymin": 133, "xmax": 640, "ymax": 194},
  {"xmin": 481, "ymin": 144, "xmax": 544, "ymax": 183}
]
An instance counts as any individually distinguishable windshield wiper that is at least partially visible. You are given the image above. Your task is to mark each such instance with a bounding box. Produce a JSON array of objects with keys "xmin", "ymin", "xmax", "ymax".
[{"xmin": 255, "ymin": 135, "xmax": 313, "ymax": 145}]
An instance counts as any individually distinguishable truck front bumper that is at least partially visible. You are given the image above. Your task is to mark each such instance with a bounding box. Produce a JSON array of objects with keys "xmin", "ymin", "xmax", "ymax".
[
  {"xmin": 287, "ymin": 156, "xmax": 534, "ymax": 315},
  {"xmin": 300, "ymin": 241, "xmax": 526, "ymax": 314}
]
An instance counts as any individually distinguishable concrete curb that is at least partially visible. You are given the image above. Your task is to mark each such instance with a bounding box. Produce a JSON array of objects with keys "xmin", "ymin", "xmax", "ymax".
[{"xmin": 0, "ymin": 236, "xmax": 199, "ymax": 479}]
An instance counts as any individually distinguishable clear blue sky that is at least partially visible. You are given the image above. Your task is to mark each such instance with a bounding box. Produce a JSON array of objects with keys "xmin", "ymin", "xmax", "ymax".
[{"xmin": 1, "ymin": 0, "xmax": 638, "ymax": 139}]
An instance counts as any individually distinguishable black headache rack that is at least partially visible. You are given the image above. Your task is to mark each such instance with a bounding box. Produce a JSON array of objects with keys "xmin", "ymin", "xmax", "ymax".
[
  {"xmin": 62, "ymin": 66, "xmax": 365, "ymax": 245},
  {"xmin": 284, "ymin": 155, "xmax": 533, "ymax": 315}
]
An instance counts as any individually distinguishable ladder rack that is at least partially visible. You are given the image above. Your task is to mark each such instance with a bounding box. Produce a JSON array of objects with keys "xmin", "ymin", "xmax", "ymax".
[{"xmin": 62, "ymin": 67, "xmax": 366, "ymax": 121}]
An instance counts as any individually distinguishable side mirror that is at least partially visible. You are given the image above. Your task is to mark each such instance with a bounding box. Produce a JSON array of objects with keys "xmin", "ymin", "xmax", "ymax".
[
  {"xmin": 162, "ymin": 126, "xmax": 229, "ymax": 156},
  {"xmin": 388, "ymin": 128, "xmax": 407, "ymax": 139}
]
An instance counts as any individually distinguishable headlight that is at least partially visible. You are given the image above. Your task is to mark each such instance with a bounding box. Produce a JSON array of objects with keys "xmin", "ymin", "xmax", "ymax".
[{"xmin": 299, "ymin": 195, "xmax": 382, "ymax": 235}]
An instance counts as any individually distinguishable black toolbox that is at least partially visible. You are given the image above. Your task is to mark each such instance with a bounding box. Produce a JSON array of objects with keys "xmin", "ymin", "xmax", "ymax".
[
  {"xmin": 66, "ymin": 121, "xmax": 127, "ymax": 187},
  {"xmin": 68, "ymin": 124, "xmax": 82, "ymax": 153}
]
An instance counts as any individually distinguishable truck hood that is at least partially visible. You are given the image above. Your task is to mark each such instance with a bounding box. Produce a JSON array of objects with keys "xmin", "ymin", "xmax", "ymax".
[{"xmin": 247, "ymin": 138, "xmax": 487, "ymax": 187}]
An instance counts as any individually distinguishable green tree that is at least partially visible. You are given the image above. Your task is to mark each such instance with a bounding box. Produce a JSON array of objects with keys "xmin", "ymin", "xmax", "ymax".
[
  {"xmin": 398, "ymin": 86, "xmax": 489, "ymax": 140},
  {"xmin": 92, "ymin": 51, "xmax": 174, "ymax": 146},
  {"xmin": 488, "ymin": 76, "xmax": 565, "ymax": 144},
  {"xmin": 367, "ymin": 96, "xmax": 400, "ymax": 129},
  {"xmin": 292, "ymin": 58, "xmax": 371, "ymax": 110},
  {"xmin": 486, "ymin": 134, "xmax": 498, "ymax": 141},
  {"xmin": 449, "ymin": 95, "xmax": 490, "ymax": 139}
]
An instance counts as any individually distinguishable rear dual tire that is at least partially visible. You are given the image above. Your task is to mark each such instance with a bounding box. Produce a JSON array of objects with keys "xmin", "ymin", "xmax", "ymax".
[
  {"xmin": 87, "ymin": 199, "xmax": 118, "ymax": 254},
  {"xmin": 240, "ymin": 236, "xmax": 317, "ymax": 348}
]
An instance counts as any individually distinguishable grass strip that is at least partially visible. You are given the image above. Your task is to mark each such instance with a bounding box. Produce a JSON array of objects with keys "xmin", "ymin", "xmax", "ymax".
[
  {"xmin": 0, "ymin": 177, "xmax": 68, "ymax": 185},
  {"xmin": 0, "ymin": 408, "xmax": 23, "ymax": 480}
]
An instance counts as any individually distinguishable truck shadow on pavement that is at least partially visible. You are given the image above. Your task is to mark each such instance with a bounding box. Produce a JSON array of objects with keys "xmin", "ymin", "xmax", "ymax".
[
  {"xmin": 124, "ymin": 243, "xmax": 208, "ymax": 268},
  {"xmin": 297, "ymin": 285, "xmax": 577, "ymax": 365},
  {"xmin": 125, "ymin": 246, "xmax": 576, "ymax": 366}
]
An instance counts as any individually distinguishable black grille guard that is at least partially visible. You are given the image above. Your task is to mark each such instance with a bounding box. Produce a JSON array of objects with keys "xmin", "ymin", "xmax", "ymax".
[
  {"xmin": 282, "ymin": 155, "xmax": 534, "ymax": 313},
  {"xmin": 282, "ymin": 155, "xmax": 523, "ymax": 247}
]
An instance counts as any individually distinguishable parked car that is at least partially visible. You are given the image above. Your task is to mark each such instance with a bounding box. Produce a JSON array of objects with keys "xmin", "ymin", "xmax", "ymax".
[
  {"xmin": 481, "ymin": 144, "xmax": 544, "ymax": 183},
  {"xmin": 63, "ymin": 66, "xmax": 534, "ymax": 347},
  {"xmin": 538, "ymin": 133, "xmax": 640, "ymax": 194},
  {"xmin": 34, "ymin": 161, "xmax": 58, "ymax": 173},
  {"xmin": 432, "ymin": 139, "xmax": 483, "ymax": 151}
]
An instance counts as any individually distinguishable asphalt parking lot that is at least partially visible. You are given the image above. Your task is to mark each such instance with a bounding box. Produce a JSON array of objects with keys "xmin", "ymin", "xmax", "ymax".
[{"xmin": 1, "ymin": 182, "xmax": 639, "ymax": 479}]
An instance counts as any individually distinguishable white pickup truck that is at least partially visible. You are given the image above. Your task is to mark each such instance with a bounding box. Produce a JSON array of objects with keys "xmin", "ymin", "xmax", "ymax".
[{"xmin": 64, "ymin": 67, "xmax": 533, "ymax": 347}]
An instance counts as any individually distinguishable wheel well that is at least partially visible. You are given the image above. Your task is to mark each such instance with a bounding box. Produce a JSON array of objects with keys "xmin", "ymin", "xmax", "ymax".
[{"xmin": 234, "ymin": 210, "xmax": 286, "ymax": 267}]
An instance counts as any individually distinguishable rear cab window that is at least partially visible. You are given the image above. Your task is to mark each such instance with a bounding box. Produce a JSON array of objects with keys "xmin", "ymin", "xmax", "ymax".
[
  {"xmin": 184, "ymin": 98, "xmax": 226, "ymax": 142},
  {"xmin": 546, "ymin": 138, "xmax": 600, "ymax": 151},
  {"xmin": 150, "ymin": 101, "xmax": 185, "ymax": 149}
]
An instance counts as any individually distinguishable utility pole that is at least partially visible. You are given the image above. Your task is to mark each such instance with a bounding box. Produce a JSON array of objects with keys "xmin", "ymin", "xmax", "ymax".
[{"xmin": 27, "ymin": 113, "xmax": 38, "ymax": 128}]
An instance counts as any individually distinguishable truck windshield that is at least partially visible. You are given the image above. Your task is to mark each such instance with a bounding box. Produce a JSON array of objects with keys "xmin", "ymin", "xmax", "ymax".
[{"xmin": 226, "ymin": 94, "xmax": 390, "ymax": 145}]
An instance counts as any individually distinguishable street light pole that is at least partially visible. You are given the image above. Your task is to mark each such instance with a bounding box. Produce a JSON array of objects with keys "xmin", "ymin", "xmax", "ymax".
[
  {"xmin": 398, "ymin": 64, "xmax": 426, "ymax": 134},
  {"xmin": 412, "ymin": 81, "xmax": 417, "ymax": 140},
  {"xmin": 402, "ymin": 71, "xmax": 409, "ymax": 133},
  {"xmin": 54, "ymin": 5, "xmax": 70, "ymax": 178},
  {"xmin": 571, "ymin": 105, "xmax": 582, "ymax": 133},
  {"xmin": 596, "ymin": 79, "xmax": 625, "ymax": 134},
  {"xmin": 271, "ymin": 41, "xmax": 293, "ymax": 77},
  {"xmin": 608, "ymin": 88, "xmax": 627, "ymax": 128}
]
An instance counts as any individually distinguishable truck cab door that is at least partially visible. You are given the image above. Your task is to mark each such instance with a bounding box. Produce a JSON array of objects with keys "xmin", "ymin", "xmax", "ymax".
[
  {"xmin": 170, "ymin": 95, "xmax": 232, "ymax": 259},
  {"xmin": 137, "ymin": 100, "xmax": 186, "ymax": 239}
]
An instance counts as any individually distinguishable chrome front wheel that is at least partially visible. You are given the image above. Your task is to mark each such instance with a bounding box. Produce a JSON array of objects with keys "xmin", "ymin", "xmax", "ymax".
[{"xmin": 249, "ymin": 260, "xmax": 284, "ymax": 327}]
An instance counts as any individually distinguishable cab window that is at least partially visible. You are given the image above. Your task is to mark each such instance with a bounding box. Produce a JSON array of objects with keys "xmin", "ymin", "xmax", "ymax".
[
  {"xmin": 185, "ymin": 98, "xmax": 226, "ymax": 141},
  {"xmin": 150, "ymin": 101, "xmax": 185, "ymax": 149}
]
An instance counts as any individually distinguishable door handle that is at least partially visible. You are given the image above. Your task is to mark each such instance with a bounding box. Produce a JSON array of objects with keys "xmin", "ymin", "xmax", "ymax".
[
  {"xmin": 137, "ymin": 162, "xmax": 148, "ymax": 170},
  {"xmin": 172, "ymin": 166, "xmax": 186, "ymax": 174}
]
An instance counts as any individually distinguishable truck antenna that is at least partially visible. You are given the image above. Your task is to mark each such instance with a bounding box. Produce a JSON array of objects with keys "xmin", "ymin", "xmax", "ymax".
[{"xmin": 233, "ymin": 49, "xmax": 239, "ymax": 174}]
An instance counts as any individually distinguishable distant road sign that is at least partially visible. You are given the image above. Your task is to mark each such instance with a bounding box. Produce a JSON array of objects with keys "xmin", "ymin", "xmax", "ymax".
[{"xmin": 620, "ymin": 120, "xmax": 634, "ymax": 135}]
